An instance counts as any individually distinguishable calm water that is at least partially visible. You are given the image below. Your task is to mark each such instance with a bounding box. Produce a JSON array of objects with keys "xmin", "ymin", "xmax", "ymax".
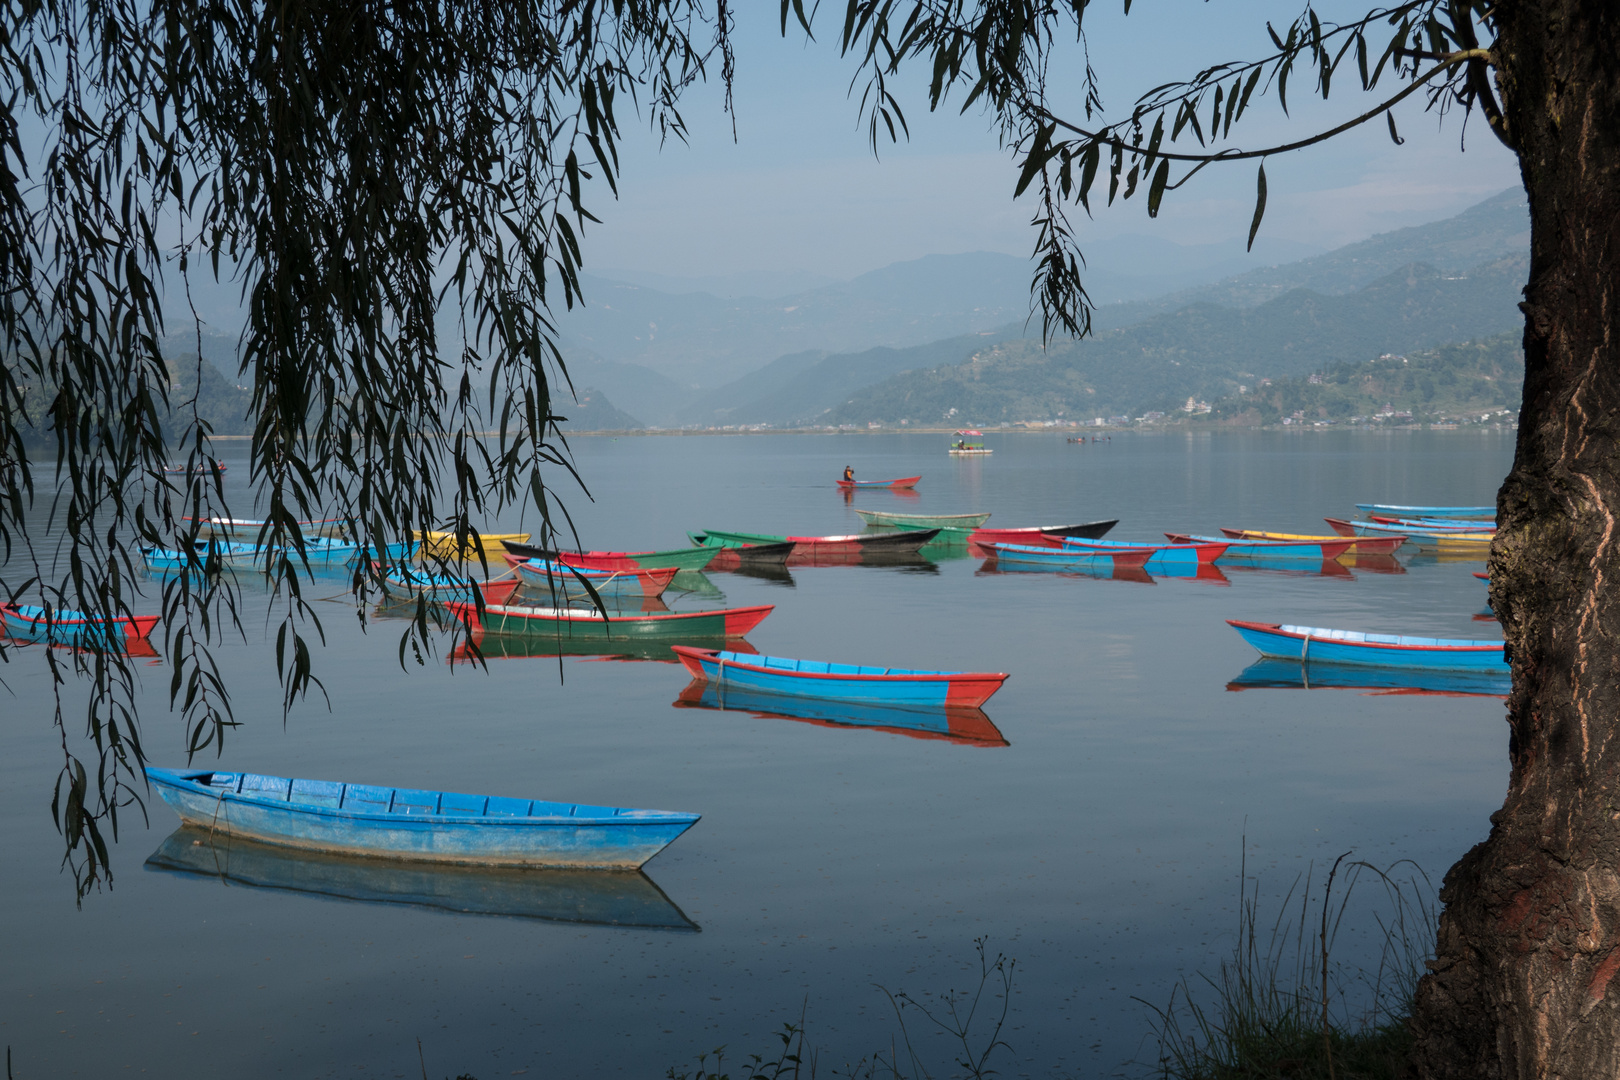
[{"xmin": 2, "ymin": 430, "xmax": 1513, "ymax": 1078}]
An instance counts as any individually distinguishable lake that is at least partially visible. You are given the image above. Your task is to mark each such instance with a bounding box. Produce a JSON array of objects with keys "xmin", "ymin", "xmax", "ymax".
[{"xmin": 1, "ymin": 429, "xmax": 1513, "ymax": 1078}]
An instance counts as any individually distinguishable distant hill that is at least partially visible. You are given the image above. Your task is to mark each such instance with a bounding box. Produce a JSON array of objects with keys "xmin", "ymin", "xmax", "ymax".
[
  {"xmin": 823, "ymin": 255, "xmax": 1527, "ymax": 427},
  {"xmin": 553, "ymin": 387, "xmax": 642, "ymax": 431}
]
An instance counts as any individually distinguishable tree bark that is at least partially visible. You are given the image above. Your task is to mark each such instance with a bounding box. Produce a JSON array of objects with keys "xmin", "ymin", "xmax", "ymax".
[{"xmin": 1408, "ymin": 0, "xmax": 1620, "ymax": 1074}]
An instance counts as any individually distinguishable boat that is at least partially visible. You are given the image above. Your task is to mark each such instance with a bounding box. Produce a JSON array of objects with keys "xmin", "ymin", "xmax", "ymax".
[
  {"xmin": 978, "ymin": 541, "xmax": 1157, "ymax": 569},
  {"xmin": 692, "ymin": 529, "xmax": 941, "ymax": 559},
  {"xmin": 1354, "ymin": 503, "xmax": 1494, "ymax": 520},
  {"xmin": 853, "ymin": 509, "xmax": 991, "ymax": 530},
  {"xmin": 507, "ymin": 558, "xmax": 680, "ymax": 598},
  {"xmin": 160, "ymin": 462, "xmax": 227, "ymax": 475},
  {"xmin": 1367, "ymin": 515, "xmax": 1498, "ymax": 531},
  {"xmin": 375, "ymin": 566, "xmax": 522, "ymax": 604},
  {"xmin": 1059, "ymin": 536, "xmax": 1229, "ymax": 565},
  {"xmin": 1218, "ymin": 528, "xmax": 1406, "ymax": 556},
  {"xmin": 948, "ymin": 430, "xmax": 992, "ymax": 455},
  {"xmin": 672, "ymin": 681, "xmax": 1007, "ymax": 747},
  {"xmin": 967, "ymin": 521, "xmax": 1119, "ymax": 547},
  {"xmin": 836, "ymin": 475, "xmax": 921, "ymax": 490},
  {"xmin": 1164, "ymin": 533, "xmax": 1357, "ymax": 561},
  {"xmin": 500, "ymin": 541, "xmax": 720, "ymax": 574},
  {"xmin": 415, "ymin": 530, "xmax": 533, "ymax": 562},
  {"xmin": 670, "ymin": 646, "xmax": 1008, "ymax": 708},
  {"xmin": 444, "ymin": 598, "xmax": 773, "ymax": 640},
  {"xmin": 1225, "ymin": 657, "xmax": 1510, "ymax": 697},
  {"xmin": 680, "ymin": 538, "xmax": 796, "ymax": 571},
  {"xmin": 145, "ymin": 827, "xmax": 700, "ymax": 930},
  {"xmin": 144, "ymin": 767, "xmax": 701, "ymax": 869},
  {"xmin": 186, "ymin": 516, "xmax": 346, "ymax": 539},
  {"xmin": 143, "ymin": 537, "xmax": 415, "ymax": 571},
  {"xmin": 1, "ymin": 603, "xmax": 160, "ymax": 647},
  {"xmin": 1322, "ymin": 518, "xmax": 1491, "ymax": 553},
  {"xmin": 1226, "ymin": 620, "xmax": 1507, "ymax": 670}
]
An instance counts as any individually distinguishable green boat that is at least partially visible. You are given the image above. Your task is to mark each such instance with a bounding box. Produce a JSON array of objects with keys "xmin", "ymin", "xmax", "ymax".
[
  {"xmin": 853, "ymin": 509, "xmax": 990, "ymax": 530},
  {"xmin": 501, "ymin": 540, "xmax": 719, "ymax": 573}
]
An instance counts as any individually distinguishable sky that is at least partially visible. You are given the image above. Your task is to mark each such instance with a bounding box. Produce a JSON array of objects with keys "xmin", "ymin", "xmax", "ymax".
[{"xmin": 580, "ymin": 1, "xmax": 1522, "ymax": 286}]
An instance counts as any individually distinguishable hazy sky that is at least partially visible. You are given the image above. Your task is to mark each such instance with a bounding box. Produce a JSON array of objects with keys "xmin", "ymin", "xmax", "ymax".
[{"xmin": 582, "ymin": 2, "xmax": 1522, "ymax": 284}]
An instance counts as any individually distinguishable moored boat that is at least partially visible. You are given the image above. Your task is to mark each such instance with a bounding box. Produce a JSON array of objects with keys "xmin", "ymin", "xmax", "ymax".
[
  {"xmin": 501, "ymin": 541, "xmax": 721, "ymax": 574},
  {"xmin": 1322, "ymin": 518, "xmax": 1490, "ymax": 553},
  {"xmin": 144, "ymin": 767, "xmax": 700, "ymax": 869},
  {"xmin": 1354, "ymin": 503, "xmax": 1494, "ymax": 520},
  {"xmin": 854, "ymin": 509, "xmax": 991, "ymax": 530},
  {"xmin": 1164, "ymin": 533, "xmax": 1356, "ymax": 561},
  {"xmin": 670, "ymin": 646, "xmax": 1008, "ymax": 708},
  {"xmin": 681, "ymin": 536, "xmax": 796, "ymax": 570},
  {"xmin": 1218, "ymin": 528, "xmax": 1406, "ymax": 556},
  {"xmin": 143, "ymin": 537, "xmax": 415, "ymax": 571},
  {"xmin": 693, "ymin": 528, "xmax": 941, "ymax": 558},
  {"xmin": 416, "ymin": 530, "xmax": 533, "ymax": 561},
  {"xmin": 1367, "ymin": 515, "xmax": 1499, "ymax": 531},
  {"xmin": 1226, "ymin": 620, "xmax": 1507, "ymax": 670},
  {"xmin": 186, "ymin": 516, "xmax": 346, "ymax": 539},
  {"xmin": 375, "ymin": 566, "xmax": 521, "ymax": 605},
  {"xmin": 967, "ymin": 521, "xmax": 1119, "ymax": 547},
  {"xmin": 673, "ymin": 681, "xmax": 1007, "ymax": 747},
  {"xmin": 1060, "ymin": 536, "xmax": 1228, "ymax": 565},
  {"xmin": 978, "ymin": 541, "xmax": 1157, "ymax": 568},
  {"xmin": 835, "ymin": 475, "xmax": 921, "ymax": 490},
  {"xmin": 2, "ymin": 603, "xmax": 159, "ymax": 647},
  {"xmin": 445, "ymin": 598, "xmax": 773, "ymax": 640},
  {"xmin": 507, "ymin": 558, "xmax": 679, "ymax": 598}
]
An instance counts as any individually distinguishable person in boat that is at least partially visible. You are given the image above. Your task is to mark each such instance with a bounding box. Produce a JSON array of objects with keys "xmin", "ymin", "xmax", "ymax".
[{"xmin": 843, "ymin": 465, "xmax": 854, "ymax": 482}]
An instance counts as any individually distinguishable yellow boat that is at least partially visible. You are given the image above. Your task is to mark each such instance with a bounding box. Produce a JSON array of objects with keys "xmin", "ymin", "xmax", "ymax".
[
  {"xmin": 414, "ymin": 530, "xmax": 532, "ymax": 562},
  {"xmin": 1221, "ymin": 528, "xmax": 1408, "ymax": 557}
]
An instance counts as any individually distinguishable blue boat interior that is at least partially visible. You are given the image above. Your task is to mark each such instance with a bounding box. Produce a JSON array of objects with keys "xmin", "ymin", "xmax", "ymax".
[
  {"xmin": 194, "ymin": 771, "xmax": 655, "ymax": 820},
  {"xmin": 1278, "ymin": 624, "xmax": 1502, "ymax": 649},
  {"xmin": 710, "ymin": 650, "xmax": 959, "ymax": 678}
]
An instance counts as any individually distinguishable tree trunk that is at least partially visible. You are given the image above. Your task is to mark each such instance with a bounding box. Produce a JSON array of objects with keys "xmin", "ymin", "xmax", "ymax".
[{"xmin": 1408, "ymin": 0, "xmax": 1620, "ymax": 1074}]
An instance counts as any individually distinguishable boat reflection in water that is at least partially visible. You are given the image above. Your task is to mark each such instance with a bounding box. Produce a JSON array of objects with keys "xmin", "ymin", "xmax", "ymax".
[
  {"xmin": 1334, "ymin": 553, "xmax": 1407, "ymax": 575},
  {"xmin": 1218, "ymin": 558, "xmax": 1355, "ymax": 580},
  {"xmin": 673, "ymin": 680, "xmax": 1008, "ymax": 747},
  {"xmin": 975, "ymin": 558, "xmax": 1155, "ymax": 585},
  {"xmin": 452, "ymin": 632, "xmax": 759, "ymax": 666},
  {"xmin": 144, "ymin": 827, "xmax": 699, "ymax": 930},
  {"xmin": 1226, "ymin": 657, "xmax": 1510, "ymax": 698}
]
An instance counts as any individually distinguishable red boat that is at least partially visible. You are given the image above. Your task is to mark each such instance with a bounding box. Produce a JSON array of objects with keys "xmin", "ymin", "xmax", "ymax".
[
  {"xmin": 835, "ymin": 475, "xmax": 920, "ymax": 490},
  {"xmin": 968, "ymin": 520, "xmax": 1119, "ymax": 549}
]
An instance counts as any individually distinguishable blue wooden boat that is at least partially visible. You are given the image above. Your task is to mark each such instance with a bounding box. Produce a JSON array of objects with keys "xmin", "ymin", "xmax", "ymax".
[
  {"xmin": 670, "ymin": 646, "xmax": 1008, "ymax": 707},
  {"xmin": 143, "ymin": 537, "xmax": 415, "ymax": 571},
  {"xmin": 1226, "ymin": 620, "xmax": 1507, "ymax": 671},
  {"xmin": 144, "ymin": 828, "xmax": 698, "ymax": 930},
  {"xmin": 1367, "ymin": 515, "xmax": 1498, "ymax": 531},
  {"xmin": 1355, "ymin": 503, "xmax": 1494, "ymax": 520},
  {"xmin": 1165, "ymin": 533, "xmax": 1356, "ymax": 562},
  {"xmin": 2, "ymin": 603, "xmax": 160, "ymax": 648},
  {"xmin": 1226, "ymin": 657, "xmax": 1510, "ymax": 697},
  {"xmin": 145, "ymin": 767, "xmax": 699, "ymax": 869},
  {"xmin": 1059, "ymin": 536, "xmax": 1228, "ymax": 567},
  {"xmin": 673, "ymin": 680, "xmax": 1007, "ymax": 747},
  {"xmin": 978, "ymin": 541, "xmax": 1156, "ymax": 569},
  {"xmin": 376, "ymin": 566, "xmax": 521, "ymax": 604}
]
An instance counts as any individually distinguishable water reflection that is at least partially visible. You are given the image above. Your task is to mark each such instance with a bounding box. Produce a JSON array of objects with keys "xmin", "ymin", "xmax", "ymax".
[
  {"xmin": 144, "ymin": 828, "xmax": 699, "ymax": 930},
  {"xmin": 672, "ymin": 680, "xmax": 1008, "ymax": 747},
  {"xmin": 1225, "ymin": 657, "xmax": 1510, "ymax": 698},
  {"xmin": 975, "ymin": 559, "xmax": 1156, "ymax": 585},
  {"xmin": 1219, "ymin": 558, "xmax": 1355, "ymax": 580},
  {"xmin": 452, "ymin": 633, "xmax": 760, "ymax": 665}
]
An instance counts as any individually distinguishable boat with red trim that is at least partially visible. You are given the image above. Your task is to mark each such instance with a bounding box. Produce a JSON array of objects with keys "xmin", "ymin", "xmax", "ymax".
[
  {"xmin": 670, "ymin": 646, "xmax": 1007, "ymax": 708},
  {"xmin": 1226, "ymin": 619, "xmax": 1507, "ymax": 670},
  {"xmin": 445, "ymin": 598, "xmax": 772, "ymax": 640},
  {"xmin": 967, "ymin": 521, "xmax": 1119, "ymax": 548},
  {"xmin": 835, "ymin": 475, "xmax": 921, "ymax": 490}
]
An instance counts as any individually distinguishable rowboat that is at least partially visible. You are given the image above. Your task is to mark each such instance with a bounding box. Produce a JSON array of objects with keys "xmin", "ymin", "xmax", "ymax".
[
  {"xmin": 978, "ymin": 541, "xmax": 1157, "ymax": 569},
  {"xmin": 160, "ymin": 462, "xmax": 227, "ymax": 475},
  {"xmin": 444, "ymin": 598, "xmax": 773, "ymax": 640},
  {"xmin": 500, "ymin": 541, "xmax": 720, "ymax": 574},
  {"xmin": 1226, "ymin": 657, "xmax": 1510, "ymax": 697},
  {"xmin": 2, "ymin": 603, "xmax": 159, "ymax": 647},
  {"xmin": 1355, "ymin": 503, "xmax": 1494, "ymax": 520},
  {"xmin": 1060, "ymin": 536, "xmax": 1229, "ymax": 565},
  {"xmin": 1368, "ymin": 515, "xmax": 1498, "ymax": 531},
  {"xmin": 415, "ymin": 530, "xmax": 533, "ymax": 562},
  {"xmin": 145, "ymin": 767, "xmax": 701, "ymax": 869},
  {"xmin": 673, "ymin": 681, "xmax": 1007, "ymax": 747},
  {"xmin": 853, "ymin": 509, "xmax": 991, "ymax": 530},
  {"xmin": 1226, "ymin": 620, "xmax": 1507, "ymax": 670},
  {"xmin": 186, "ymin": 516, "xmax": 346, "ymax": 539},
  {"xmin": 967, "ymin": 521, "xmax": 1119, "ymax": 547},
  {"xmin": 836, "ymin": 475, "xmax": 921, "ymax": 490},
  {"xmin": 143, "ymin": 537, "xmax": 415, "ymax": 570},
  {"xmin": 948, "ymin": 430, "xmax": 992, "ymax": 455},
  {"xmin": 693, "ymin": 529, "xmax": 941, "ymax": 558},
  {"xmin": 1218, "ymin": 528, "xmax": 1406, "ymax": 556},
  {"xmin": 1164, "ymin": 533, "xmax": 1356, "ymax": 561},
  {"xmin": 375, "ymin": 566, "xmax": 521, "ymax": 604},
  {"xmin": 670, "ymin": 646, "xmax": 1008, "ymax": 708},
  {"xmin": 1323, "ymin": 518, "xmax": 1491, "ymax": 553},
  {"xmin": 145, "ymin": 828, "xmax": 699, "ymax": 930},
  {"xmin": 680, "ymin": 537, "xmax": 796, "ymax": 571},
  {"xmin": 506, "ymin": 558, "xmax": 679, "ymax": 598}
]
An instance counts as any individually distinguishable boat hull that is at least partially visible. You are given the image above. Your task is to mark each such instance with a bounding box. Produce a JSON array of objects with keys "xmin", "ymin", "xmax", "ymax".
[
  {"xmin": 1060, "ymin": 537, "xmax": 1227, "ymax": 565},
  {"xmin": 1226, "ymin": 620, "xmax": 1507, "ymax": 671},
  {"xmin": 1165, "ymin": 533, "xmax": 1356, "ymax": 561},
  {"xmin": 500, "ymin": 542, "xmax": 720, "ymax": 573},
  {"xmin": 416, "ymin": 530, "xmax": 533, "ymax": 561},
  {"xmin": 670, "ymin": 646, "xmax": 1007, "ymax": 707},
  {"xmin": 853, "ymin": 509, "xmax": 991, "ymax": 529},
  {"xmin": 1, "ymin": 604, "xmax": 159, "ymax": 646},
  {"xmin": 446, "ymin": 600, "xmax": 773, "ymax": 639},
  {"xmin": 1219, "ymin": 528, "xmax": 1406, "ymax": 556},
  {"xmin": 836, "ymin": 475, "xmax": 921, "ymax": 490},
  {"xmin": 510, "ymin": 559, "xmax": 678, "ymax": 598},
  {"xmin": 145, "ymin": 768, "xmax": 699, "ymax": 869},
  {"xmin": 1354, "ymin": 503, "xmax": 1494, "ymax": 520},
  {"xmin": 968, "ymin": 521, "xmax": 1118, "ymax": 547}
]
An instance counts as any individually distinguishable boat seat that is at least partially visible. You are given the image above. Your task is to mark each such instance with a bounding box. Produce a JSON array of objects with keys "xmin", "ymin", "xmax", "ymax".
[
  {"xmin": 239, "ymin": 774, "xmax": 292, "ymax": 800},
  {"xmin": 390, "ymin": 787, "xmax": 441, "ymax": 815},
  {"xmin": 207, "ymin": 773, "xmax": 242, "ymax": 792},
  {"xmin": 440, "ymin": 792, "xmax": 488, "ymax": 816},
  {"xmin": 485, "ymin": 796, "xmax": 532, "ymax": 817},
  {"xmin": 343, "ymin": 783, "xmax": 395, "ymax": 813},
  {"xmin": 290, "ymin": 778, "xmax": 344, "ymax": 808}
]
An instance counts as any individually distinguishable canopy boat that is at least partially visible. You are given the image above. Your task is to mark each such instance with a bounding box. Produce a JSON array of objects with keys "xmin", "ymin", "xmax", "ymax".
[
  {"xmin": 143, "ymin": 537, "xmax": 415, "ymax": 571},
  {"xmin": 2, "ymin": 603, "xmax": 159, "ymax": 647},
  {"xmin": 1218, "ymin": 528, "xmax": 1406, "ymax": 556},
  {"xmin": 1354, "ymin": 503, "xmax": 1494, "ymax": 520},
  {"xmin": 1164, "ymin": 533, "xmax": 1357, "ymax": 561},
  {"xmin": 680, "ymin": 537, "xmax": 796, "ymax": 571},
  {"xmin": 444, "ymin": 598, "xmax": 773, "ymax": 640},
  {"xmin": 1226, "ymin": 656, "xmax": 1510, "ymax": 697},
  {"xmin": 1059, "ymin": 536, "xmax": 1229, "ymax": 566},
  {"xmin": 507, "ymin": 558, "xmax": 679, "ymax": 598},
  {"xmin": 1322, "ymin": 518, "xmax": 1491, "ymax": 553},
  {"xmin": 948, "ymin": 430, "xmax": 992, "ymax": 455},
  {"xmin": 145, "ymin": 827, "xmax": 699, "ymax": 930},
  {"xmin": 836, "ymin": 475, "xmax": 920, "ymax": 490},
  {"xmin": 673, "ymin": 680, "xmax": 1007, "ymax": 747},
  {"xmin": 145, "ymin": 767, "xmax": 700, "ymax": 869},
  {"xmin": 967, "ymin": 521, "xmax": 1119, "ymax": 547},
  {"xmin": 500, "ymin": 541, "xmax": 719, "ymax": 574},
  {"xmin": 670, "ymin": 646, "xmax": 1008, "ymax": 708},
  {"xmin": 186, "ymin": 516, "xmax": 346, "ymax": 539},
  {"xmin": 415, "ymin": 530, "xmax": 533, "ymax": 562},
  {"xmin": 692, "ymin": 528, "xmax": 941, "ymax": 559},
  {"xmin": 978, "ymin": 541, "xmax": 1157, "ymax": 569},
  {"xmin": 1226, "ymin": 620, "xmax": 1507, "ymax": 671},
  {"xmin": 853, "ymin": 509, "xmax": 991, "ymax": 530}
]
